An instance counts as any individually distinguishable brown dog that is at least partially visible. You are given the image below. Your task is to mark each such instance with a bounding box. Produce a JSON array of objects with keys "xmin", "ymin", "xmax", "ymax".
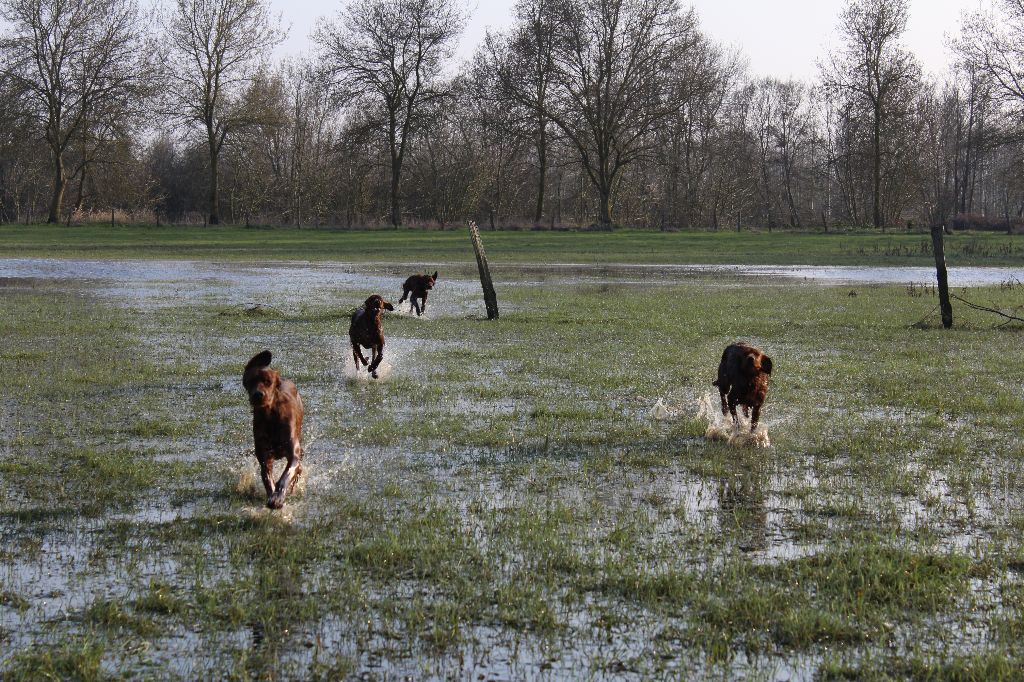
[
  {"xmin": 398, "ymin": 271, "xmax": 437, "ymax": 316},
  {"xmin": 349, "ymin": 294, "xmax": 395, "ymax": 378},
  {"xmin": 713, "ymin": 342, "xmax": 773, "ymax": 431},
  {"xmin": 242, "ymin": 351, "xmax": 303, "ymax": 509}
]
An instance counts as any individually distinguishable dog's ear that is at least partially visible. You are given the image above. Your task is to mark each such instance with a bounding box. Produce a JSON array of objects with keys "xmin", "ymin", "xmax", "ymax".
[
  {"xmin": 384, "ymin": 301, "xmax": 395, "ymax": 311},
  {"xmin": 246, "ymin": 350, "xmax": 273, "ymax": 371},
  {"xmin": 762, "ymin": 355, "xmax": 773, "ymax": 375},
  {"xmin": 432, "ymin": 271, "xmax": 438, "ymax": 280}
]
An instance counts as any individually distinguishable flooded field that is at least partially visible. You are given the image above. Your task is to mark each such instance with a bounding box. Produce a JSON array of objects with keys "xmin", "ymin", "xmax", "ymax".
[{"xmin": 2, "ymin": 258, "xmax": 1024, "ymax": 679}]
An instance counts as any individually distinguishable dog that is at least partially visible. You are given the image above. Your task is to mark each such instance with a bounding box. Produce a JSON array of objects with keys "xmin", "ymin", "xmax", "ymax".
[
  {"xmin": 349, "ymin": 294, "xmax": 395, "ymax": 378},
  {"xmin": 713, "ymin": 342, "xmax": 773, "ymax": 431},
  {"xmin": 242, "ymin": 351, "xmax": 303, "ymax": 509},
  {"xmin": 398, "ymin": 271, "xmax": 437, "ymax": 316}
]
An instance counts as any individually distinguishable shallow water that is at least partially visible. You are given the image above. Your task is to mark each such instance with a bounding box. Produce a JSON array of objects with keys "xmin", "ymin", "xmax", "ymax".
[
  {"xmin": 3, "ymin": 256, "xmax": 1021, "ymax": 679},
  {"xmin": 0, "ymin": 258, "xmax": 483, "ymax": 314},
  {"xmin": 2, "ymin": 258, "xmax": 1021, "ymax": 301}
]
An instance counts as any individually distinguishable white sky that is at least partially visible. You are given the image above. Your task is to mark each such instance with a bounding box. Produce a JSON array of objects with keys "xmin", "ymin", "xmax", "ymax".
[{"xmin": 276, "ymin": 0, "xmax": 988, "ymax": 80}]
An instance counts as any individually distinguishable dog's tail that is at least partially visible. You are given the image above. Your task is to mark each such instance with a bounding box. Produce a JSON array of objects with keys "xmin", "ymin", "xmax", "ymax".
[{"xmin": 246, "ymin": 350, "xmax": 272, "ymax": 371}]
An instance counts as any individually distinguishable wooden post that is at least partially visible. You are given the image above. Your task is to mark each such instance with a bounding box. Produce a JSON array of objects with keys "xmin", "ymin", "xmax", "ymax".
[
  {"xmin": 468, "ymin": 221, "xmax": 499, "ymax": 320},
  {"xmin": 930, "ymin": 224, "xmax": 953, "ymax": 329}
]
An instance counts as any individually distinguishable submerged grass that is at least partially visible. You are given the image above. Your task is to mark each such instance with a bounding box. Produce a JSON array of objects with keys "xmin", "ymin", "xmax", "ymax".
[{"xmin": 1, "ymin": 260, "xmax": 1023, "ymax": 678}]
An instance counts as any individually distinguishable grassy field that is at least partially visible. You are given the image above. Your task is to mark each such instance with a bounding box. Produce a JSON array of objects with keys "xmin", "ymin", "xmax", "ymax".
[
  {"xmin": 2, "ymin": 231, "xmax": 1024, "ymax": 675},
  {"xmin": 0, "ymin": 222, "xmax": 1023, "ymax": 265},
  {"xmin": 2, "ymin": 245, "xmax": 1024, "ymax": 678}
]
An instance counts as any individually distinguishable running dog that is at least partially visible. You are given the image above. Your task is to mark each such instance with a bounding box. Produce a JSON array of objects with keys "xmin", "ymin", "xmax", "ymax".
[
  {"xmin": 713, "ymin": 342, "xmax": 773, "ymax": 431},
  {"xmin": 349, "ymin": 294, "xmax": 395, "ymax": 378},
  {"xmin": 243, "ymin": 351, "xmax": 303, "ymax": 509},
  {"xmin": 398, "ymin": 271, "xmax": 437, "ymax": 316}
]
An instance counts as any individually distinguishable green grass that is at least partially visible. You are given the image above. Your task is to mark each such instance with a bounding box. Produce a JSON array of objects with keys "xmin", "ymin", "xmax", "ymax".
[
  {"xmin": 1, "ymin": 222, "xmax": 1023, "ymax": 265},
  {"xmin": 2, "ymin": 256, "xmax": 1024, "ymax": 678}
]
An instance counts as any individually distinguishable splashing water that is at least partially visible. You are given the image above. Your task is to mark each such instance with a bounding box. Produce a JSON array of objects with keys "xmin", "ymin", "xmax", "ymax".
[
  {"xmin": 343, "ymin": 356, "xmax": 394, "ymax": 382},
  {"xmin": 697, "ymin": 391, "xmax": 771, "ymax": 448},
  {"xmin": 651, "ymin": 398, "xmax": 672, "ymax": 420},
  {"xmin": 234, "ymin": 466, "xmax": 264, "ymax": 500},
  {"xmin": 232, "ymin": 458, "xmax": 308, "ymax": 506}
]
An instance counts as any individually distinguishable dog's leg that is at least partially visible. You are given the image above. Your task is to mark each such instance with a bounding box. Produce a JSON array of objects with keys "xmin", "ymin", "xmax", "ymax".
[
  {"xmin": 268, "ymin": 442, "xmax": 301, "ymax": 509},
  {"xmin": 717, "ymin": 383, "xmax": 729, "ymax": 416},
  {"xmin": 399, "ymin": 287, "xmax": 409, "ymax": 304},
  {"xmin": 727, "ymin": 392, "xmax": 739, "ymax": 423},
  {"xmin": 368, "ymin": 342, "xmax": 384, "ymax": 378},
  {"xmin": 352, "ymin": 343, "xmax": 368, "ymax": 367},
  {"xmin": 412, "ymin": 297, "xmax": 421, "ymax": 316},
  {"xmin": 420, "ymin": 292, "xmax": 428, "ymax": 314},
  {"xmin": 257, "ymin": 451, "xmax": 276, "ymax": 501},
  {"xmin": 750, "ymin": 405, "xmax": 761, "ymax": 431}
]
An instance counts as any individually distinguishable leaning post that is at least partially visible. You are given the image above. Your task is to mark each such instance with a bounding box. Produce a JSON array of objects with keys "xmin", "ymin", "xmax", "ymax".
[
  {"xmin": 468, "ymin": 220, "xmax": 499, "ymax": 320},
  {"xmin": 930, "ymin": 223, "xmax": 953, "ymax": 329}
]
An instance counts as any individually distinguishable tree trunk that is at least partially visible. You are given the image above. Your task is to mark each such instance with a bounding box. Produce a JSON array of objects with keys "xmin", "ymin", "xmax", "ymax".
[
  {"xmin": 208, "ymin": 141, "xmax": 220, "ymax": 225},
  {"xmin": 534, "ymin": 117, "xmax": 546, "ymax": 223},
  {"xmin": 390, "ymin": 154, "xmax": 402, "ymax": 227},
  {"xmin": 930, "ymin": 224, "xmax": 953, "ymax": 329},
  {"xmin": 873, "ymin": 108, "xmax": 883, "ymax": 230},
  {"xmin": 597, "ymin": 183, "xmax": 612, "ymax": 228},
  {"xmin": 48, "ymin": 155, "xmax": 66, "ymax": 224}
]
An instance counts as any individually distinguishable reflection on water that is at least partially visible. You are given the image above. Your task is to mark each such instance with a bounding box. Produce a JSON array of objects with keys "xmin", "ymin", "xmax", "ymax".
[{"xmin": 718, "ymin": 473, "xmax": 768, "ymax": 553}]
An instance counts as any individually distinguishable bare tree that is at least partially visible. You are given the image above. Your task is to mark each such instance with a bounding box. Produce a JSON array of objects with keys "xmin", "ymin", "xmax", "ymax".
[
  {"xmin": 0, "ymin": 0, "xmax": 152, "ymax": 223},
  {"xmin": 821, "ymin": 0, "xmax": 920, "ymax": 229},
  {"xmin": 316, "ymin": 0, "xmax": 465, "ymax": 227},
  {"xmin": 957, "ymin": 1, "xmax": 1024, "ymax": 112},
  {"xmin": 480, "ymin": 0, "xmax": 558, "ymax": 224},
  {"xmin": 542, "ymin": 0, "xmax": 702, "ymax": 227},
  {"xmin": 163, "ymin": 0, "xmax": 284, "ymax": 225},
  {"xmin": 744, "ymin": 78, "xmax": 815, "ymax": 230}
]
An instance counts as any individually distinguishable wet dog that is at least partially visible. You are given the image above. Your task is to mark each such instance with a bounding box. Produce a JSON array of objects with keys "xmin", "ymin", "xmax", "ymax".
[
  {"xmin": 713, "ymin": 342, "xmax": 773, "ymax": 431},
  {"xmin": 242, "ymin": 351, "xmax": 303, "ymax": 509},
  {"xmin": 398, "ymin": 271, "xmax": 437, "ymax": 316},
  {"xmin": 349, "ymin": 294, "xmax": 395, "ymax": 378}
]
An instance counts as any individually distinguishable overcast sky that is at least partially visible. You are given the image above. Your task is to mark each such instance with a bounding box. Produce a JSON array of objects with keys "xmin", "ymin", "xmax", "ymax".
[{"xmin": 277, "ymin": 0, "xmax": 987, "ymax": 80}]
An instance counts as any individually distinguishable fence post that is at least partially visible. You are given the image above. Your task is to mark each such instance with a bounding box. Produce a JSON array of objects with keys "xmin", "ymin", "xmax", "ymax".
[
  {"xmin": 468, "ymin": 220, "xmax": 499, "ymax": 320},
  {"xmin": 930, "ymin": 224, "xmax": 953, "ymax": 328}
]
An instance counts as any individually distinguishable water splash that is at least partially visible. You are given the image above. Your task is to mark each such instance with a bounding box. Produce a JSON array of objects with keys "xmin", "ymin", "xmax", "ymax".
[
  {"xmin": 342, "ymin": 355, "xmax": 394, "ymax": 382},
  {"xmin": 697, "ymin": 392, "xmax": 771, "ymax": 448},
  {"xmin": 650, "ymin": 398, "xmax": 672, "ymax": 420},
  {"xmin": 234, "ymin": 465, "xmax": 264, "ymax": 500},
  {"xmin": 232, "ymin": 459, "xmax": 308, "ymax": 505}
]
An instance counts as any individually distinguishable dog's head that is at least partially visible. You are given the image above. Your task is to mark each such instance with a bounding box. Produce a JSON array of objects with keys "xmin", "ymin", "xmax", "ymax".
[
  {"xmin": 243, "ymin": 350, "xmax": 279, "ymax": 410},
  {"xmin": 425, "ymin": 271, "xmax": 438, "ymax": 289},
  {"xmin": 744, "ymin": 350, "xmax": 772, "ymax": 376},
  {"xmin": 364, "ymin": 294, "xmax": 395, "ymax": 314}
]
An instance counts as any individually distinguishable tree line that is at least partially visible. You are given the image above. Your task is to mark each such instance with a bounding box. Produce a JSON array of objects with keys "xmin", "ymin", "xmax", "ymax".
[{"xmin": 2, "ymin": 0, "xmax": 1024, "ymax": 231}]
